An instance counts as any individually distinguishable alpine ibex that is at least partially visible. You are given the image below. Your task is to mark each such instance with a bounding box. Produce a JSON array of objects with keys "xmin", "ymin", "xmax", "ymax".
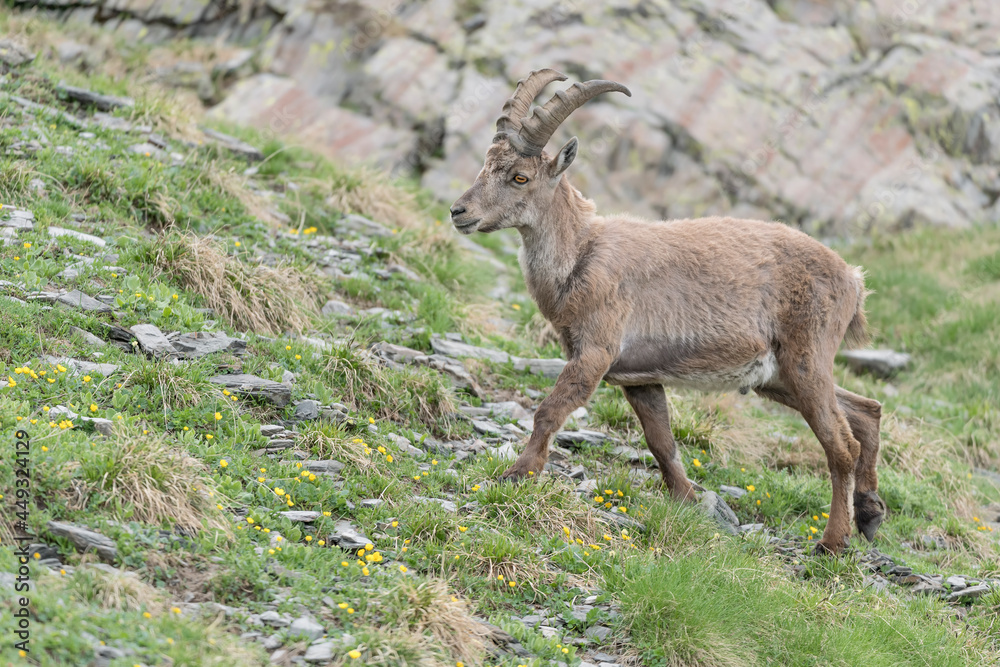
[{"xmin": 450, "ymin": 69, "xmax": 886, "ymax": 554}]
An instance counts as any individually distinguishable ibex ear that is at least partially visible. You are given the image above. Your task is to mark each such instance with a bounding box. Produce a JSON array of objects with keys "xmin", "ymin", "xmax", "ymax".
[{"xmin": 548, "ymin": 137, "xmax": 578, "ymax": 180}]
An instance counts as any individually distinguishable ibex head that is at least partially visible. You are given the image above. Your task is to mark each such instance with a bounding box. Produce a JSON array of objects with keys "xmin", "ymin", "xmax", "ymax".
[{"xmin": 450, "ymin": 69, "xmax": 631, "ymax": 234}]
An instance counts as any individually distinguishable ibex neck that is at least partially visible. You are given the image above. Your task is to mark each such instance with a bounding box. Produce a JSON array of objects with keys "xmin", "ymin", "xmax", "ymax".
[{"xmin": 518, "ymin": 178, "xmax": 597, "ymax": 319}]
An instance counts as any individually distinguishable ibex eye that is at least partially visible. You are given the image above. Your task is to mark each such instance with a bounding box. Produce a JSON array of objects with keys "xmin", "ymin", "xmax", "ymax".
[{"xmin": 513, "ymin": 175, "xmax": 528, "ymax": 184}]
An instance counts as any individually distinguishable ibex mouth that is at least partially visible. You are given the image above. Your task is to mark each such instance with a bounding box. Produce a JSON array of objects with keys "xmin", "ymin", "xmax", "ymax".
[{"xmin": 453, "ymin": 218, "xmax": 481, "ymax": 233}]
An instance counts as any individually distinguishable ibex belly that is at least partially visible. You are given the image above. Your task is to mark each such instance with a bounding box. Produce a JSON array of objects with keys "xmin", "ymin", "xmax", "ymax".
[{"xmin": 604, "ymin": 337, "xmax": 778, "ymax": 392}]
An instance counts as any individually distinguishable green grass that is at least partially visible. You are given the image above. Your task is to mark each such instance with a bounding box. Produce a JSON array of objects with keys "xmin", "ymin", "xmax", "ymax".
[
  {"xmin": 610, "ymin": 545, "xmax": 982, "ymax": 667},
  {"xmin": 841, "ymin": 227, "xmax": 1000, "ymax": 460}
]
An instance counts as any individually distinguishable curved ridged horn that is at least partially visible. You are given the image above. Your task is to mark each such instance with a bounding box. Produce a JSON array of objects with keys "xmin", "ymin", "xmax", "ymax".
[
  {"xmin": 509, "ymin": 79, "xmax": 632, "ymax": 157},
  {"xmin": 495, "ymin": 68, "xmax": 568, "ymax": 137}
]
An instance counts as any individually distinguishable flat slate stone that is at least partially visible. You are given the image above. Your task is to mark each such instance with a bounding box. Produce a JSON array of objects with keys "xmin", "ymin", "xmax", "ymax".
[
  {"xmin": 839, "ymin": 349, "xmax": 911, "ymax": 378},
  {"xmin": 279, "ymin": 511, "xmax": 321, "ymax": 523},
  {"xmin": 911, "ymin": 579, "xmax": 946, "ymax": 595},
  {"xmin": 472, "ymin": 419, "xmax": 504, "ymax": 436},
  {"xmin": 131, "ymin": 323, "xmax": 177, "ymax": 359},
  {"xmin": 57, "ymin": 262, "xmax": 87, "ymax": 281},
  {"xmin": 57, "ymin": 81, "xmax": 134, "ymax": 111},
  {"xmin": 46, "ymin": 521, "xmax": 117, "ymax": 562},
  {"xmin": 24, "ymin": 291, "xmax": 60, "ymax": 303},
  {"xmin": 258, "ymin": 610, "xmax": 289, "ymax": 627},
  {"xmin": 414, "ymin": 496, "xmax": 458, "ymax": 513},
  {"xmin": 6, "ymin": 94, "xmax": 88, "ymax": 129},
  {"xmin": 521, "ymin": 614, "xmax": 544, "ymax": 627},
  {"xmin": 293, "ymin": 399, "xmax": 320, "ymax": 420},
  {"xmin": 512, "ymin": 357, "xmax": 567, "ymax": 378},
  {"xmin": 487, "ymin": 442, "xmax": 517, "ymax": 460},
  {"xmin": 0, "ymin": 208, "xmax": 34, "ymax": 230},
  {"xmin": 129, "ymin": 143, "xmax": 167, "ymax": 160},
  {"xmin": 371, "ymin": 342, "xmax": 484, "ymax": 397},
  {"xmin": 0, "ymin": 38, "xmax": 35, "ymax": 67},
  {"xmin": 557, "ymin": 430, "xmax": 610, "ymax": 447},
  {"xmin": 430, "ymin": 337, "xmax": 511, "ymax": 364},
  {"xmin": 97, "ymin": 323, "xmax": 137, "ymax": 351},
  {"xmin": 301, "ymin": 460, "xmax": 345, "ymax": 473},
  {"xmin": 328, "ymin": 521, "xmax": 370, "ymax": 550},
  {"xmin": 200, "ymin": 127, "xmax": 264, "ymax": 161},
  {"xmin": 48, "ymin": 405, "xmax": 78, "ymax": 419},
  {"xmin": 171, "ymin": 331, "xmax": 246, "ymax": 358},
  {"xmin": 739, "ymin": 523, "xmax": 765, "ymax": 534},
  {"xmin": 56, "ymin": 289, "xmax": 112, "ymax": 313},
  {"xmin": 596, "ymin": 509, "xmax": 645, "ymax": 532},
  {"xmin": 304, "ymin": 641, "xmax": 334, "ymax": 663},
  {"xmin": 289, "ymin": 616, "xmax": 325, "ymax": 642},
  {"xmin": 93, "ymin": 112, "xmax": 131, "ymax": 131},
  {"xmin": 610, "ymin": 445, "xmax": 655, "ymax": 464},
  {"xmin": 340, "ymin": 213, "xmax": 391, "ymax": 237},
  {"xmin": 321, "ymin": 299, "xmax": 354, "ymax": 316},
  {"xmin": 209, "ymin": 374, "xmax": 291, "ymax": 407},
  {"xmin": 700, "ymin": 491, "xmax": 740, "ymax": 534},
  {"xmin": 48, "ymin": 226, "xmax": 106, "ymax": 247},
  {"xmin": 719, "ymin": 485, "xmax": 748, "ymax": 499},
  {"xmin": 948, "ymin": 584, "xmax": 991, "ymax": 601},
  {"xmin": 483, "ymin": 401, "xmax": 531, "ymax": 420},
  {"xmin": 81, "ymin": 416, "xmax": 114, "ymax": 436},
  {"xmin": 42, "ymin": 355, "xmax": 118, "ymax": 376}
]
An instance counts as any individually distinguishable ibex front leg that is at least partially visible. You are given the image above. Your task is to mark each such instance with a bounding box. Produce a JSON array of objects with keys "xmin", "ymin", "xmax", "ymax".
[{"xmin": 501, "ymin": 347, "xmax": 613, "ymax": 481}]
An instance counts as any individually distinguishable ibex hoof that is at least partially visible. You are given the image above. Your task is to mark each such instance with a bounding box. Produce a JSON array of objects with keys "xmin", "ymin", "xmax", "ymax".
[
  {"xmin": 813, "ymin": 537, "xmax": 848, "ymax": 556},
  {"xmin": 499, "ymin": 464, "xmax": 540, "ymax": 482},
  {"xmin": 855, "ymin": 490, "xmax": 887, "ymax": 542}
]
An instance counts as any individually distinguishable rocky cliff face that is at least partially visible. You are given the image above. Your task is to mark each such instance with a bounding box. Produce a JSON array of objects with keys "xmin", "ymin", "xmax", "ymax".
[{"xmin": 18, "ymin": 0, "xmax": 1000, "ymax": 235}]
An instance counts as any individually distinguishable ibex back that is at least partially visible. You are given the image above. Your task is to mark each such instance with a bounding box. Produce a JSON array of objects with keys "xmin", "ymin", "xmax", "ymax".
[{"xmin": 450, "ymin": 69, "xmax": 886, "ymax": 555}]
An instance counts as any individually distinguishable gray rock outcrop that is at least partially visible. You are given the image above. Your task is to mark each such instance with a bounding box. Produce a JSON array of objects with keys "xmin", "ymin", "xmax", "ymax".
[{"xmin": 22, "ymin": 0, "xmax": 1000, "ymax": 235}]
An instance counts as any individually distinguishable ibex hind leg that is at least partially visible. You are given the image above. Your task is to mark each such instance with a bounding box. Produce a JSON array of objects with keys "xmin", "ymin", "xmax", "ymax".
[
  {"xmin": 757, "ymin": 372, "xmax": 860, "ymax": 555},
  {"xmin": 836, "ymin": 387, "xmax": 886, "ymax": 541},
  {"xmin": 622, "ymin": 384, "xmax": 695, "ymax": 502},
  {"xmin": 760, "ymin": 384, "xmax": 886, "ymax": 545}
]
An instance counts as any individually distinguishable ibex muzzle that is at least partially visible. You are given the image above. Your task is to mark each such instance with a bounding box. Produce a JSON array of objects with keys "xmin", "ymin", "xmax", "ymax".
[{"xmin": 452, "ymin": 69, "xmax": 886, "ymax": 555}]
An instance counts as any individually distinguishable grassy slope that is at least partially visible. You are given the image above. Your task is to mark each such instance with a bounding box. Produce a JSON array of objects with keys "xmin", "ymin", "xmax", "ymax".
[{"xmin": 1, "ymin": 14, "xmax": 999, "ymax": 667}]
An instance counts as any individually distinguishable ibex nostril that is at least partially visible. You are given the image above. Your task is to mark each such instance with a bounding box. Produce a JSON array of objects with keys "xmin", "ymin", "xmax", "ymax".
[{"xmin": 450, "ymin": 205, "xmax": 466, "ymax": 218}]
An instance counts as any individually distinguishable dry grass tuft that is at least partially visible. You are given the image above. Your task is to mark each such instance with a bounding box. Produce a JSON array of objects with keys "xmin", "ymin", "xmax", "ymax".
[
  {"xmin": 879, "ymin": 414, "xmax": 955, "ymax": 479},
  {"xmin": 153, "ymin": 232, "xmax": 321, "ymax": 335},
  {"xmin": 379, "ymin": 578, "xmax": 489, "ymax": 665},
  {"xmin": 524, "ymin": 313, "xmax": 561, "ymax": 349},
  {"xmin": 0, "ymin": 512, "xmax": 16, "ymax": 548},
  {"xmin": 325, "ymin": 628, "xmax": 430, "ymax": 667},
  {"xmin": 297, "ymin": 424, "xmax": 376, "ymax": 471},
  {"xmin": 320, "ymin": 167, "xmax": 423, "ymax": 232},
  {"xmin": 119, "ymin": 357, "xmax": 205, "ymax": 411},
  {"xmin": 454, "ymin": 302, "xmax": 505, "ymax": 338},
  {"xmin": 66, "ymin": 559, "xmax": 162, "ymax": 612},
  {"xmin": 207, "ymin": 166, "xmax": 284, "ymax": 227},
  {"xmin": 461, "ymin": 535, "xmax": 546, "ymax": 590},
  {"xmin": 709, "ymin": 393, "xmax": 814, "ymax": 469},
  {"xmin": 666, "ymin": 392, "xmax": 733, "ymax": 455},
  {"xmin": 69, "ymin": 429, "xmax": 230, "ymax": 534},
  {"xmin": 480, "ymin": 477, "xmax": 597, "ymax": 538},
  {"xmin": 323, "ymin": 341, "xmax": 456, "ymax": 424},
  {"xmin": 323, "ymin": 342, "xmax": 395, "ymax": 413}
]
